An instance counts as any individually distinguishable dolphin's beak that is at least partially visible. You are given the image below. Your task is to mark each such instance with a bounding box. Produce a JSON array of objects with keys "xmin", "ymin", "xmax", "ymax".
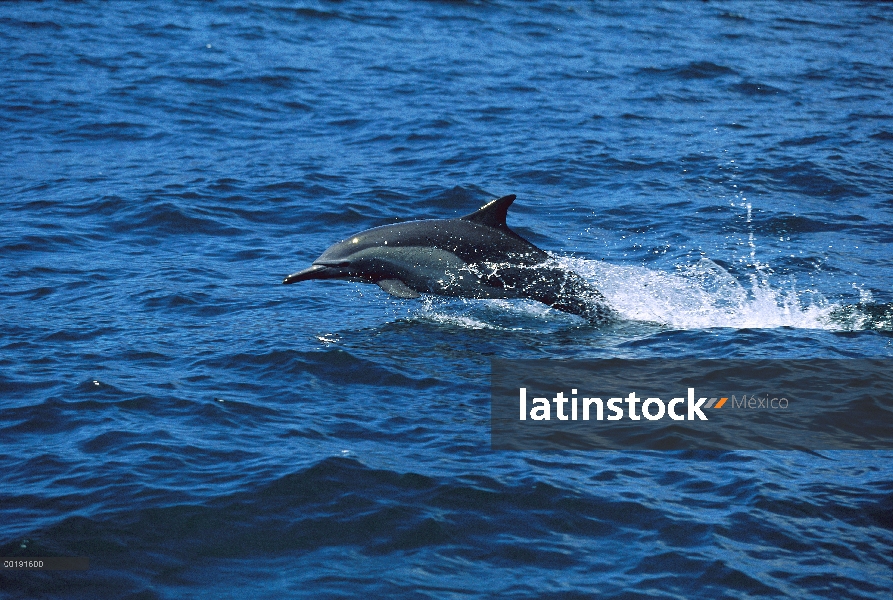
[{"xmin": 283, "ymin": 264, "xmax": 330, "ymax": 284}]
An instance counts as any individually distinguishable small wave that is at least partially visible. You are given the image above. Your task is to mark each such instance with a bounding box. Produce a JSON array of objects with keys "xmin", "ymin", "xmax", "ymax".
[
  {"xmin": 109, "ymin": 201, "xmax": 243, "ymax": 238},
  {"xmin": 638, "ymin": 61, "xmax": 737, "ymax": 80},
  {"xmin": 197, "ymin": 348, "xmax": 442, "ymax": 389},
  {"xmin": 234, "ymin": 75, "xmax": 297, "ymax": 89},
  {"xmin": 729, "ymin": 81, "xmax": 786, "ymax": 97},
  {"xmin": 259, "ymin": 180, "xmax": 337, "ymax": 196},
  {"xmin": 0, "ymin": 17, "xmax": 62, "ymax": 30},
  {"xmin": 291, "ymin": 7, "xmax": 342, "ymax": 20},
  {"xmin": 753, "ymin": 161, "xmax": 866, "ymax": 200},
  {"xmin": 0, "ymin": 233, "xmax": 97, "ymax": 256},
  {"xmin": 140, "ymin": 291, "xmax": 230, "ymax": 317},
  {"xmin": 67, "ymin": 121, "xmax": 163, "ymax": 142},
  {"xmin": 778, "ymin": 134, "xmax": 830, "ymax": 147}
]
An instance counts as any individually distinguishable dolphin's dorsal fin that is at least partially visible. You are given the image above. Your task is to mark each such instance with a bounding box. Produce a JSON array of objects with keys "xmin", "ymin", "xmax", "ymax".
[{"xmin": 460, "ymin": 194, "xmax": 516, "ymax": 230}]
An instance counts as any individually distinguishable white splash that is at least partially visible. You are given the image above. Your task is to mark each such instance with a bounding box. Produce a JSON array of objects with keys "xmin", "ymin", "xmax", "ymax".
[
  {"xmin": 558, "ymin": 256, "xmax": 840, "ymax": 330},
  {"xmin": 412, "ymin": 297, "xmax": 508, "ymax": 330}
]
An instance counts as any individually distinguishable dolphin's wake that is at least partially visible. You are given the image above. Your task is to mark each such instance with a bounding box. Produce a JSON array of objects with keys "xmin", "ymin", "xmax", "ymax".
[
  {"xmin": 409, "ymin": 256, "xmax": 890, "ymax": 332},
  {"xmin": 564, "ymin": 256, "xmax": 838, "ymax": 330}
]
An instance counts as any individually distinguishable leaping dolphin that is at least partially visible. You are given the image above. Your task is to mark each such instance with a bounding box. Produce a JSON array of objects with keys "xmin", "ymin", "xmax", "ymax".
[{"xmin": 283, "ymin": 194, "xmax": 611, "ymax": 321}]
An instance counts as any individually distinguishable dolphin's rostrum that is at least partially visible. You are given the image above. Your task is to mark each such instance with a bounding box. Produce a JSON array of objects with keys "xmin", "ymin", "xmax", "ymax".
[{"xmin": 284, "ymin": 194, "xmax": 611, "ymax": 321}]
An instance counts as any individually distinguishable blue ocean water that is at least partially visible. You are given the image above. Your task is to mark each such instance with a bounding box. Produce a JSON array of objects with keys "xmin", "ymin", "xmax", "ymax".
[{"xmin": 2, "ymin": 0, "xmax": 892, "ymax": 597}]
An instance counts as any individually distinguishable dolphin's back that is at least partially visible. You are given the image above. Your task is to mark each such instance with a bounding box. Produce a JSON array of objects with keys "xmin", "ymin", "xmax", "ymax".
[
  {"xmin": 332, "ymin": 218, "xmax": 548, "ymax": 266},
  {"xmin": 318, "ymin": 194, "xmax": 547, "ymax": 266}
]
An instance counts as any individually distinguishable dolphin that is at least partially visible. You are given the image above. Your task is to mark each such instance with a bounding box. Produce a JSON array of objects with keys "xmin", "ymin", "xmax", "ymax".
[{"xmin": 283, "ymin": 194, "xmax": 611, "ymax": 321}]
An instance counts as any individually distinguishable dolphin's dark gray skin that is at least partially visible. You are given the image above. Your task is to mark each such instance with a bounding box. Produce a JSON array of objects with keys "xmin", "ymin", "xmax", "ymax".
[{"xmin": 283, "ymin": 194, "xmax": 611, "ymax": 320}]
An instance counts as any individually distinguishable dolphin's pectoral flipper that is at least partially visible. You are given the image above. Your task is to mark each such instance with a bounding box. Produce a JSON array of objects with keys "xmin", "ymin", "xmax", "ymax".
[{"xmin": 377, "ymin": 279, "xmax": 421, "ymax": 299}]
